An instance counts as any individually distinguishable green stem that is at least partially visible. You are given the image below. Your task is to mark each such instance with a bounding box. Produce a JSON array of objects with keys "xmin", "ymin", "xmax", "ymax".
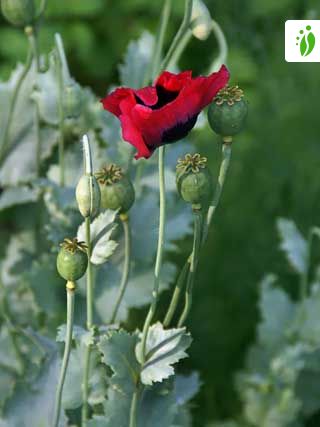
[
  {"xmin": 129, "ymin": 386, "xmax": 140, "ymax": 427},
  {"xmin": 167, "ymin": 28, "xmax": 192, "ymax": 68},
  {"xmin": 300, "ymin": 229, "xmax": 313, "ymax": 303},
  {"xmin": 36, "ymin": 0, "xmax": 48, "ymax": 19},
  {"xmin": 85, "ymin": 217, "xmax": 93, "ymax": 329},
  {"xmin": 203, "ymin": 142, "xmax": 232, "ymax": 242},
  {"xmin": 0, "ymin": 45, "xmax": 33, "ymax": 163},
  {"xmin": 81, "ymin": 346, "xmax": 91, "ymax": 427},
  {"xmin": 53, "ymin": 286, "xmax": 75, "ymax": 427},
  {"xmin": 54, "ymin": 34, "xmax": 70, "ymax": 187},
  {"xmin": 140, "ymin": 146, "xmax": 166, "ymax": 363},
  {"xmin": 82, "ymin": 216, "xmax": 93, "ymax": 427},
  {"xmin": 178, "ymin": 209, "xmax": 203, "ymax": 327},
  {"xmin": 163, "ymin": 259, "xmax": 190, "ymax": 327},
  {"xmin": 149, "ymin": 0, "xmax": 172, "ymax": 82},
  {"xmin": 208, "ymin": 19, "xmax": 228, "ymax": 73},
  {"xmin": 161, "ymin": 0, "xmax": 193, "ymax": 70},
  {"xmin": 110, "ymin": 215, "xmax": 131, "ymax": 324}
]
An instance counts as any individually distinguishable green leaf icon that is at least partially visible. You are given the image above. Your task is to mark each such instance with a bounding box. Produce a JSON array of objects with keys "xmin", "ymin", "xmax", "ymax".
[{"xmin": 300, "ymin": 32, "xmax": 316, "ymax": 57}]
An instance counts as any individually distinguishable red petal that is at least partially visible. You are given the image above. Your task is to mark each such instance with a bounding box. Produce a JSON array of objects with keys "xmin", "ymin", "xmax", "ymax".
[
  {"xmin": 101, "ymin": 87, "xmax": 135, "ymax": 117},
  {"xmin": 134, "ymin": 86, "xmax": 158, "ymax": 106},
  {"xmin": 155, "ymin": 70, "xmax": 192, "ymax": 91},
  {"xmin": 119, "ymin": 114, "xmax": 152, "ymax": 159}
]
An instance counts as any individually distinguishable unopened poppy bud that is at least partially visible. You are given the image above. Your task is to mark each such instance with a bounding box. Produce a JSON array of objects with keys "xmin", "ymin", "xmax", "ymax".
[
  {"xmin": 1, "ymin": 0, "xmax": 35, "ymax": 27},
  {"xmin": 208, "ymin": 85, "xmax": 248, "ymax": 138},
  {"xmin": 95, "ymin": 164, "xmax": 135, "ymax": 213},
  {"xmin": 57, "ymin": 238, "xmax": 88, "ymax": 281},
  {"xmin": 63, "ymin": 82, "xmax": 83, "ymax": 119},
  {"xmin": 191, "ymin": 0, "xmax": 212, "ymax": 41},
  {"xmin": 176, "ymin": 153, "xmax": 213, "ymax": 207},
  {"xmin": 76, "ymin": 174, "xmax": 101, "ymax": 218}
]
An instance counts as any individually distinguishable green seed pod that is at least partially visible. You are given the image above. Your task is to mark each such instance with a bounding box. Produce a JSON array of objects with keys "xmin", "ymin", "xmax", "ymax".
[
  {"xmin": 63, "ymin": 82, "xmax": 83, "ymax": 119},
  {"xmin": 176, "ymin": 153, "xmax": 213, "ymax": 207},
  {"xmin": 208, "ymin": 85, "xmax": 248, "ymax": 137},
  {"xmin": 57, "ymin": 238, "xmax": 88, "ymax": 281},
  {"xmin": 76, "ymin": 174, "xmax": 101, "ymax": 218},
  {"xmin": 1, "ymin": 0, "xmax": 35, "ymax": 27},
  {"xmin": 96, "ymin": 164, "xmax": 135, "ymax": 213}
]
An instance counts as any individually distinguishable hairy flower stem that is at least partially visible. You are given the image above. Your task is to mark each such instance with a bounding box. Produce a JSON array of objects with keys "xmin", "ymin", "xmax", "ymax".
[
  {"xmin": 129, "ymin": 386, "xmax": 140, "ymax": 427},
  {"xmin": 161, "ymin": 0, "xmax": 193, "ymax": 70},
  {"xmin": 110, "ymin": 214, "xmax": 131, "ymax": 324},
  {"xmin": 140, "ymin": 146, "xmax": 166, "ymax": 363},
  {"xmin": 178, "ymin": 208, "xmax": 203, "ymax": 327},
  {"xmin": 82, "ymin": 216, "xmax": 93, "ymax": 427},
  {"xmin": 53, "ymin": 282, "xmax": 75, "ymax": 427}
]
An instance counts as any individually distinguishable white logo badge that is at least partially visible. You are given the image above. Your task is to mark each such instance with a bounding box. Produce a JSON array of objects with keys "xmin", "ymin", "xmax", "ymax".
[{"xmin": 285, "ymin": 20, "xmax": 320, "ymax": 62}]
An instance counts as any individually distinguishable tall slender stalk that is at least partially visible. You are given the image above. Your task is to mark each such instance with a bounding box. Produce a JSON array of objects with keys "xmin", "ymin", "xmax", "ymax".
[
  {"xmin": 53, "ymin": 282, "xmax": 75, "ymax": 427},
  {"xmin": 163, "ymin": 259, "xmax": 190, "ymax": 327},
  {"xmin": 208, "ymin": 19, "xmax": 228, "ymax": 73},
  {"xmin": 0, "ymin": 42, "xmax": 33, "ymax": 162},
  {"xmin": 178, "ymin": 209, "xmax": 203, "ymax": 327},
  {"xmin": 129, "ymin": 386, "xmax": 140, "ymax": 427},
  {"xmin": 110, "ymin": 214, "xmax": 131, "ymax": 324},
  {"xmin": 140, "ymin": 146, "xmax": 166, "ymax": 363},
  {"xmin": 82, "ymin": 216, "xmax": 93, "ymax": 427},
  {"xmin": 203, "ymin": 141, "xmax": 232, "ymax": 242},
  {"xmin": 149, "ymin": 0, "xmax": 172, "ymax": 82},
  {"xmin": 161, "ymin": 0, "xmax": 193, "ymax": 70},
  {"xmin": 55, "ymin": 34, "xmax": 71, "ymax": 187},
  {"xmin": 164, "ymin": 141, "xmax": 232, "ymax": 326}
]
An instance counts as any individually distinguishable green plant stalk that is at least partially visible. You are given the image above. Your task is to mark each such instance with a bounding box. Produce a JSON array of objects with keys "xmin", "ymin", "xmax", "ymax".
[
  {"xmin": 208, "ymin": 19, "xmax": 228, "ymax": 73},
  {"xmin": 300, "ymin": 229, "xmax": 314, "ymax": 303},
  {"xmin": 178, "ymin": 209, "xmax": 203, "ymax": 327},
  {"xmin": 55, "ymin": 34, "xmax": 71, "ymax": 187},
  {"xmin": 129, "ymin": 386, "xmax": 140, "ymax": 427},
  {"xmin": 28, "ymin": 29, "xmax": 42, "ymax": 176},
  {"xmin": 36, "ymin": 0, "xmax": 48, "ymax": 19},
  {"xmin": 203, "ymin": 142, "xmax": 232, "ymax": 242},
  {"xmin": 110, "ymin": 216, "xmax": 131, "ymax": 324},
  {"xmin": 149, "ymin": 0, "xmax": 172, "ymax": 82},
  {"xmin": 163, "ymin": 259, "xmax": 190, "ymax": 327},
  {"xmin": 53, "ymin": 285, "xmax": 75, "ymax": 427},
  {"xmin": 0, "ymin": 45, "xmax": 33, "ymax": 163},
  {"xmin": 161, "ymin": 0, "xmax": 193, "ymax": 70},
  {"xmin": 140, "ymin": 146, "xmax": 166, "ymax": 363},
  {"xmin": 164, "ymin": 142, "xmax": 232, "ymax": 326},
  {"xmin": 82, "ymin": 216, "xmax": 93, "ymax": 427},
  {"xmin": 167, "ymin": 28, "xmax": 192, "ymax": 68}
]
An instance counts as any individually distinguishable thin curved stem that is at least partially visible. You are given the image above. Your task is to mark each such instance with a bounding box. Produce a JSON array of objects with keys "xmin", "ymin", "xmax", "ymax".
[
  {"xmin": 53, "ymin": 285, "xmax": 75, "ymax": 427},
  {"xmin": 208, "ymin": 19, "xmax": 228, "ymax": 73},
  {"xmin": 0, "ymin": 47, "xmax": 33, "ymax": 163},
  {"xmin": 161, "ymin": 0, "xmax": 193, "ymax": 70},
  {"xmin": 36, "ymin": 0, "xmax": 48, "ymax": 19},
  {"xmin": 203, "ymin": 142, "xmax": 232, "ymax": 242},
  {"xmin": 140, "ymin": 146, "xmax": 166, "ymax": 363},
  {"xmin": 178, "ymin": 209, "xmax": 203, "ymax": 327},
  {"xmin": 149, "ymin": 0, "xmax": 172, "ymax": 82},
  {"xmin": 82, "ymin": 216, "xmax": 93, "ymax": 427},
  {"xmin": 110, "ymin": 216, "xmax": 131, "ymax": 324},
  {"xmin": 163, "ymin": 259, "xmax": 190, "ymax": 327},
  {"xmin": 129, "ymin": 386, "xmax": 140, "ymax": 427}
]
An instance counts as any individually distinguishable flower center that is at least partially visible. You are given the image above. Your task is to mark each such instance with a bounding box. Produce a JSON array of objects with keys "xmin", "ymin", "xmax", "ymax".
[
  {"xmin": 135, "ymin": 85, "xmax": 179, "ymax": 110},
  {"xmin": 214, "ymin": 85, "xmax": 244, "ymax": 106},
  {"xmin": 176, "ymin": 153, "xmax": 207, "ymax": 173},
  {"xmin": 161, "ymin": 114, "xmax": 198, "ymax": 144},
  {"xmin": 60, "ymin": 238, "xmax": 87, "ymax": 253},
  {"xmin": 95, "ymin": 164, "xmax": 123, "ymax": 185}
]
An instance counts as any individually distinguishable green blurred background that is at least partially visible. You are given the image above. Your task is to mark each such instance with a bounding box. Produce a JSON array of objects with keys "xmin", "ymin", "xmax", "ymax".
[{"xmin": 1, "ymin": 0, "xmax": 320, "ymax": 425}]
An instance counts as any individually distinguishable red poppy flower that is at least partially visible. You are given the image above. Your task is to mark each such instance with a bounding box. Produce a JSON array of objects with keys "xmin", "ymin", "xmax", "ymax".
[{"xmin": 101, "ymin": 65, "xmax": 230, "ymax": 159}]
